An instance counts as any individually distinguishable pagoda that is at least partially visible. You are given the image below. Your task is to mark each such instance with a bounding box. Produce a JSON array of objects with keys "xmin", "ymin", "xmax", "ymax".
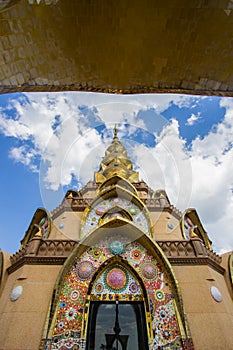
[{"xmin": 0, "ymin": 127, "xmax": 233, "ymax": 350}]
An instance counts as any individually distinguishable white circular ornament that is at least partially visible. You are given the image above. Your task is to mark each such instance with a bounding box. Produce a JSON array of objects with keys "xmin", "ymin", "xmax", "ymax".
[
  {"xmin": 210, "ymin": 286, "xmax": 222, "ymax": 302},
  {"xmin": 10, "ymin": 285, "xmax": 23, "ymax": 302}
]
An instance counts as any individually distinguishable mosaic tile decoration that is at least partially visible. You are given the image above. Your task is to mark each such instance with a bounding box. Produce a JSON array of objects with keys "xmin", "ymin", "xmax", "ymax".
[
  {"xmin": 183, "ymin": 215, "xmax": 195, "ymax": 239},
  {"xmin": 92, "ymin": 264, "xmax": 142, "ymax": 299},
  {"xmin": 83, "ymin": 196, "xmax": 149, "ymax": 236},
  {"xmin": 46, "ymin": 239, "xmax": 185, "ymax": 349},
  {"xmin": 122, "ymin": 242, "xmax": 182, "ymax": 349},
  {"xmin": 39, "ymin": 216, "xmax": 49, "ymax": 239}
]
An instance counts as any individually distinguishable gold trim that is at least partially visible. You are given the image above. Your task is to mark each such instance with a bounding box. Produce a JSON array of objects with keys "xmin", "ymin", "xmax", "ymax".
[
  {"xmin": 229, "ymin": 252, "xmax": 233, "ymax": 287},
  {"xmin": 98, "ymin": 206, "xmax": 133, "ymax": 225},
  {"xmin": 135, "ymin": 233, "xmax": 192, "ymax": 340},
  {"xmin": 181, "ymin": 209, "xmax": 212, "ymax": 249},
  {"xmin": 98, "ymin": 175, "xmax": 138, "ymax": 196},
  {"xmin": 94, "ymin": 127, "xmax": 139, "ymax": 183},
  {"xmin": 80, "ymin": 183, "xmax": 153, "ymax": 238},
  {"xmin": 21, "ymin": 208, "xmax": 51, "ymax": 247},
  {"xmin": 81, "ymin": 217, "xmax": 152, "ymax": 247}
]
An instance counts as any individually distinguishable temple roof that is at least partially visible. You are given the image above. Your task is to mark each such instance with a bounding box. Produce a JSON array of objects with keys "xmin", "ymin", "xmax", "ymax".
[{"xmin": 95, "ymin": 126, "xmax": 139, "ymax": 183}]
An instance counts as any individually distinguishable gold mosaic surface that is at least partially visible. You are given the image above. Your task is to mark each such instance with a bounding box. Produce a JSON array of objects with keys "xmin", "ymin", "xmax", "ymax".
[{"xmin": 0, "ymin": 0, "xmax": 233, "ymax": 95}]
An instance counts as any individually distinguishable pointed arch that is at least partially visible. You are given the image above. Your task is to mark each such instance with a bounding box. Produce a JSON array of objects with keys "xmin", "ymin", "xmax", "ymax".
[
  {"xmin": 85, "ymin": 256, "xmax": 151, "ymax": 350},
  {"xmin": 99, "ymin": 206, "xmax": 133, "ymax": 225},
  {"xmin": 86, "ymin": 255, "xmax": 150, "ymax": 305},
  {"xmin": 41, "ymin": 223, "xmax": 193, "ymax": 349},
  {"xmin": 80, "ymin": 181, "xmax": 154, "ymax": 238},
  {"xmin": 98, "ymin": 175, "xmax": 139, "ymax": 196},
  {"xmin": 21, "ymin": 208, "xmax": 51, "ymax": 246},
  {"xmin": 181, "ymin": 208, "xmax": 212, "ymax": 249}
]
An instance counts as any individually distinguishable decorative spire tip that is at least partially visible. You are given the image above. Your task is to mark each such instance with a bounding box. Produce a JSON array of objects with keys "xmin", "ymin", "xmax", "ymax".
[{"xmin": 114, "ymin": 124, "xmax": 118, "ymax": 138}]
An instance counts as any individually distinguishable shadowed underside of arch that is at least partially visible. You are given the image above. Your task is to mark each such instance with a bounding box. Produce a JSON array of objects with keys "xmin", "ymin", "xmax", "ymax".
[{"xmin": 1, "ymin": 0, "xmax": 233, "ymax": 96}]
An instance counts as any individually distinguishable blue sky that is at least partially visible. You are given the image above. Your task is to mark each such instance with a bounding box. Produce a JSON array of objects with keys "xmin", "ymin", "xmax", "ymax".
[{"xmin": 0, "ymin": 92, "xmax": 233, "ymax": 254}]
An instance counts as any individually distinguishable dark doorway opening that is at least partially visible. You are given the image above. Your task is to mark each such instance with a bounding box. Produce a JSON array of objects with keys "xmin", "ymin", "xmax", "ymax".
[{"xmin": 86, "ymin": 300, "xmax": 149, "ymax": 350}]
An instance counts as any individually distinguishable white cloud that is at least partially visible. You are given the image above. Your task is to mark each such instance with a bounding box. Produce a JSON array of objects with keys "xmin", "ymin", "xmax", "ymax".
[
  {"xmin": 9, "ymin": 145, "xmax": 38, "ymax": 172},
  {"xmin": 173, "ymin": 95, "xmax": 206, "ymax": 109},
  {"xmin": 0, "ymin": 112, "xmax": 31, "ymax": 140},
  {"xmin": 186, "ymin": 112, "xmax": 201, "ymax": 126},
  {"xmin": 0, "ymin": 92, "xmax": 195, "ymax": 191},
  {"xmin": 0, "ymin": 92, "xmax": 232, "ymax": 253},
  {"xmin": 132, "ymin": 119, "xmax": 192, "ymax": 211},
  {"xmin": 130, "ymin": 105, "xmax": 233, "ymax": 252},
  {"xmin": 40, "ymin": 115, "xmax": 105, "ymax": 191},
  {"xmin": 187, "ymin": 100, "xmax": 233, "ymax": 251}
]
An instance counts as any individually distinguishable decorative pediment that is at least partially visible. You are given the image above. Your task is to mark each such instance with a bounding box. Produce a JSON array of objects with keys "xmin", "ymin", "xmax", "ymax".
[
  {"xmin": 181, "ymin": 209, "xmax": 212, "ymax": 249},
  {"xmin": 99, "ymin": 206, "xmax": 133, "ymax": 226},
  {"xmin": 81, "ymin": 194, "xmax": 152, "ymax": 238},
  {"xmin": 21, "ymin": 208, "xmax": 51, "ymax": 247},
  {"xmin": 98, "ymin": 175, "xmax": 138, "ymax": 196}
]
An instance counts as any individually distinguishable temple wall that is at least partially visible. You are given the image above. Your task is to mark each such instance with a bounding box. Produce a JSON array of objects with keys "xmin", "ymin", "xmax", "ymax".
[
  {"xmin": 0, "ymin": 251, "xmax": 11, "ymax": 296},
  {"xmin": 173, "ymin": 264, "xmax": 233, "ymax": 350},
  {"xmin": 52, "ymin": 211, "xmax": 83, "ymax": 241},
  {"xmin": 221, "ymin": 252, "xmax": 233, "ymax": 299},
  {"xmin": 0, "ymin": 264, "xmax": 61, "ymax": 350},
  {"xmin": 0, "ymin": 242, "xmax": 231, "ymax": 349},
  {"xmin": 150, "ymin": 211, "xmax": 183, "ymax": 241}
]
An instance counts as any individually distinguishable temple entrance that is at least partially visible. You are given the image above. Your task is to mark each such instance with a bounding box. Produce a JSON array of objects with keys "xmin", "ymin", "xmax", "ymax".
[{"xmin": 86, "ymin": 300, "xmax": 149, "ymax": 350}]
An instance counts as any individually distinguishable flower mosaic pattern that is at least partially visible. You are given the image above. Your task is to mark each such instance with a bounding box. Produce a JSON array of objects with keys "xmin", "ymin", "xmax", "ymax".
[
  {"xmin": 75, "ymin": 261, "xmax": 94, "ymax": 280},
  {"xmin": 106, "ymin": 267, "xmax": 127, "ymax": 290},
  {"xmin": 47, "ymin": 240, "xmax": 183, "ymax": 349},
  {"xmin": 109, "ymin": 240, "xmax": 125, "ymax": 255},
  {"xmin": 123, "ymin": 242, "xmax": 182, "ymax": 349},
  {"xmin": 83, "ymin": 197, "xmax": 149, "ymax": 236},
  {"xmin": 38, "ymin": 216, "xmax": 49, "ymax": 238},
  {"xmin": 92, "ymin": 265, "xmax": 141, "ymax": 296},
  {"xmin": 140, "ymin": 262, "xmax": 158, "ymax": 280}
]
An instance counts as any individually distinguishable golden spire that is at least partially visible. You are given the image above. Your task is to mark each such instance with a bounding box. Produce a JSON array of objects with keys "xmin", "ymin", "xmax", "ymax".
[{"xmin": 95, "ymin": 126, "xmax": 139, "ymax": 183}]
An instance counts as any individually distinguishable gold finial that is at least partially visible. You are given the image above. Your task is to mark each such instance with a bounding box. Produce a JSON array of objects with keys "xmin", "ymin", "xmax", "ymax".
[
  {"xmin": 34, "ymin": 224, "xmax": 43, "ymax": 238},
  {"xmin": 114, "ymin": 124, "xmax": 118, "ymax": 138}
]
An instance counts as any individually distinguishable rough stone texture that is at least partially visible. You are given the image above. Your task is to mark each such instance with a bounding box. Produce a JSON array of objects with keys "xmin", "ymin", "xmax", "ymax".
[{"xmin": 0, "ymin": 0, "xmax": 233, "ymax": 95}]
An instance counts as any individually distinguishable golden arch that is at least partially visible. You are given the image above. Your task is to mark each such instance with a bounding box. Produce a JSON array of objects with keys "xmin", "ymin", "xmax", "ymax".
[{"xmin": 80, "ymin": 179, "xmax": 154, "ymax": 238}]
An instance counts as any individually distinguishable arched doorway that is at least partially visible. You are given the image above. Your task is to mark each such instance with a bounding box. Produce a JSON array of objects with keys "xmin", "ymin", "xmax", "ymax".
[
  {"xmin": 86, "ymin": 300, "xmax": 148, "ymax": 350},
  {"xmin": 85, "ymin": 260, "xmax": 150, "ymax": 350}
]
